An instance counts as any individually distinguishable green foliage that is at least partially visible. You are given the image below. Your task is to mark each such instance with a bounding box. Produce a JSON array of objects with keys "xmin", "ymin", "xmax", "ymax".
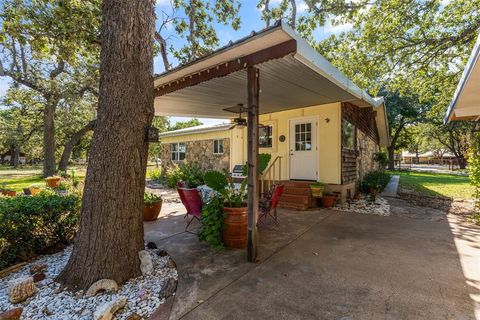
[
  {"xmin": 204, "ymin": 170, "xmax": 229, "ymax": 192},
  {"xmin": 0, "ymin": 193, "xmax": 81, "ymax": 269},
  {"xmin": 468, "ymin": 131, "xmax": 480, "ymax": 225},
  {"xmin": 168, "ymin": 118, "xmax": 203, "ymax": 131},
  {"xmin": 148, "ymin": 168, "xmax": 163, "ymax": 182},
  {"xmin": 361, "ymin": 171, "xmax": 391, "ymax": 194},
  {"xmin": 165, "ymin": 162, "xmax": 205, "ymax": 188},
  {"xmin": 242, "ymin": 153, "xmax": 272, "ymax": 175},
  {"xmin": 373, "ymin": 151, "xmax": 389, "ymax": 169},
  {"xmin": 198, "ymin": 195, "xmax": 225, "ymax": 249},
  {"xmin": 144, "ymin": 192, "xmax": 162, "ymax": 206}
]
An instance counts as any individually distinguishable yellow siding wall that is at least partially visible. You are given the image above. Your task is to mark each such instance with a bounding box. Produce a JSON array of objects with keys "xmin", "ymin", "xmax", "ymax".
[{"xmin": 160, "ymin": 102, "xmax": 342, "ymax": 184}]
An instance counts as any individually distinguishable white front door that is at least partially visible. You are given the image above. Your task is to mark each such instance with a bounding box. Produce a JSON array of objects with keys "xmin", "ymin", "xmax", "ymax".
[{"xmin": 289, "ymin": 117, "xmax": 318, "ymax": 180}]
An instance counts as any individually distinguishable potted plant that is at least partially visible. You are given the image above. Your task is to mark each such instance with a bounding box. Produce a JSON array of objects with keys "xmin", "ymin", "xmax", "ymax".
[
  {"xmin": 30, "ymin": 184, "xmax": 42, "ymax": 195},
  {"xmin": 322, "ymin": 193, "xmax": 336, "ymax": 208},
  {"xmin": 309, "ymin": 182, "xmax": 325, "ymax": 198},
  {"xmin": 45, "ymin": 175, "xmax": 62, "ymax": 188},
  {"xmin": 204, "ymin": 170, "xmax": 247, "ymax": 249},
  {"xmin": 203, "ymin": 154, "xmax": 271, "ymax": 249},
  {"xmin": 144, "ymin": 192, "xmax": 163, "ymax": 221},
  {"xmin": 0, "ymin": 183, "xmax": 16, "ymax": 197}
]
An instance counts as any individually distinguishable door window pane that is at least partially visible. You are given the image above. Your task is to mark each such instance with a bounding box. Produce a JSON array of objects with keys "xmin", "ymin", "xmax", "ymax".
[{"xmin": 294, "ymin": 122, "xmax": 312, "ymax": 151}]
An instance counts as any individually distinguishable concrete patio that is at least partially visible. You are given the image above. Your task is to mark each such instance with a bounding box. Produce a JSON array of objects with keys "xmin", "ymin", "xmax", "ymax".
[{"xmin": 144, "ymin": 202, "xmax": 480, "ymax": 320}]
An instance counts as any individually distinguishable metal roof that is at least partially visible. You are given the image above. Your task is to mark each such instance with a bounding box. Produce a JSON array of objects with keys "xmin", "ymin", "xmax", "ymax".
[
  {"xmin": 444, "ymin": 32, "xmax": 480, "ymax": 123},
  {"xmin": 154, "ymin": 20, "xmax": 389, "ymax": 146},
  {"xmin": 159, "ymin": 123, "xmax": 231, "ymax": 138}
]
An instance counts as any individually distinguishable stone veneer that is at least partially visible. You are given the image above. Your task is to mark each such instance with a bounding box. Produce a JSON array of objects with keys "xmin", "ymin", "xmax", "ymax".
[
  {"xmin": 161, "ymin": 138, "xmax": 230, "ymax": 172},
  {"xmin": 356, "ymin": 130, "xmax": 379, "ymax": 181}
]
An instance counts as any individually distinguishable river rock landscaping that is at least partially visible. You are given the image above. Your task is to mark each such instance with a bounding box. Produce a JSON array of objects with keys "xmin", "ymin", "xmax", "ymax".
[
  {"xmin": 334, "ymin": 195, "xmax": 390, "ymax": 216},
  {"xmin": 0, "ymin": 246, "xmax": 177, "ymax": 320}
]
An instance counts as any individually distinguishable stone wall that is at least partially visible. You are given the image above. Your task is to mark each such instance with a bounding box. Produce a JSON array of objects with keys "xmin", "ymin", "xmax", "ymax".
[
  {"xmin": 160, "ymin": 138, "xmax": 230, "ymax": 173},
  {"xmin": 356, "ymin": 130, "xmax": 379, "ymax": 181}
]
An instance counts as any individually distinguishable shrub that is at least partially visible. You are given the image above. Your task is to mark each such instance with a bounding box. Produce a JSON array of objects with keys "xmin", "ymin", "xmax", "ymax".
[
  {"xmin": 165, "ymin": 162, "xmax": 204, "ymax": 188},
  {"xmin": 468, "ymin": 130, "xmax": 480, "ymax": 225},
  {"xmin": 374, "ymin": 151, "xmax": 389, "ymax": 169},
  {"xmin": 148, "ymin": 167, "xmax": 163, "ymax": 182},
  {"xmin": 198, "ymin": 195, "xmax": 225, "ymax": 249},
  {"xmin": 361, "ymin": 171, "xmax": 391, "ymax": 194},
  {"xmin": 0, "ymin": 193, "xmax": 81, "ymax": 269}
]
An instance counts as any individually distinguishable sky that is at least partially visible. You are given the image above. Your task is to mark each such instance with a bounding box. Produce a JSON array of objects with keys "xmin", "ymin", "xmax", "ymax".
[{"xmin": 0, "ymin": 0, "xmax": 352, "ymax": 125}]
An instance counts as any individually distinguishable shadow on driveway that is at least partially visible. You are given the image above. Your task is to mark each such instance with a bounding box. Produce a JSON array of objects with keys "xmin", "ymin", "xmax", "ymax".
[{"xmin": 145, "ymin": 203, "xmax": 480, "ymax": 320}]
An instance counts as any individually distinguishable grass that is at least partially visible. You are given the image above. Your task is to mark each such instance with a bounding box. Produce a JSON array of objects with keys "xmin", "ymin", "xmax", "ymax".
[
  {"xmin": 387, "ymin": 170, "xmax": 474, "ymax": 199},
  {"xmin": 0, "ymin": 165, "xmax": 86, "ymax": 192}
]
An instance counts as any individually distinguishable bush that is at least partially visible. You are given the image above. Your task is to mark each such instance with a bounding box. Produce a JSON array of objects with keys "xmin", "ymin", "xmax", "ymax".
[
  {"xmin": 198, "ymin": 195, "xmax": 225, "ymax": 249},
  {"xmin": 148, "ymin": 167, "xmax": 163, "ymax": 182},
  {"xmin": 374, "ymin": 151, "xmax": 389, "ymax": 169},
  {"xmin": 166, "ymin": 162, "xmax": 204, "ymax": 188},
  {"xmin": 0, "ymin": 193, "xmax": 81, "ymax": 269},
  {"xmin": 361, "ymin": 171, "xmax": 391, "ymax": 194}
]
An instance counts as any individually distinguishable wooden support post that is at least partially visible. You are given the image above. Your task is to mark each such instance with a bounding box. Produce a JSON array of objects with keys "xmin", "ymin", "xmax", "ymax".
[{"xmin": 247, "ymin": 66, "xmax": 259, "ymax": 262}]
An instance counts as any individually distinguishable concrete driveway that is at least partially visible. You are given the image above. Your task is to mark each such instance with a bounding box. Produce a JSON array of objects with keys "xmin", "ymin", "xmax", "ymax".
[{"xmin": 145, "ymin": 204, "xmax": 480, "ymax": 320}]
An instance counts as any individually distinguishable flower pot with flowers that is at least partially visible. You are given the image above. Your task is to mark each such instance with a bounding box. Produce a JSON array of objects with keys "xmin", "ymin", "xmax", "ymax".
[{"xmin": 143, "ymin": 192, "xmax": 163, "ymax": 221}]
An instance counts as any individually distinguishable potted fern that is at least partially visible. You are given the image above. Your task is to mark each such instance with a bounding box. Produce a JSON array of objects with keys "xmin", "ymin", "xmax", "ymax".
[{"xmin": 143, "ymin": 192, "xmax": 163, "ymax": 221}]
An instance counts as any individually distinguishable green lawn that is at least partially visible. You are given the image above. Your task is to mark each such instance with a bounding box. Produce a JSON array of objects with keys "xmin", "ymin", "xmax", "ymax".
[
  {"xmin": 388, "ymin": 170, "xmax": 473, "ymax": 199},
  {"xmin": 0, "ymin": 165, "xmax": 87, "ymax": 192}
]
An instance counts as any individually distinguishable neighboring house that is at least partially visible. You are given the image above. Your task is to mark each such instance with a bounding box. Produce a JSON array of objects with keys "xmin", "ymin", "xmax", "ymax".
[
  {"xmin": 401, "ymin": 151, "xmax": 457, "ymax": 165},
  {"xmin": 445, "ymin": 33, "xmax": 480, "ymax": 123},
  {"xmin": 1, "ymin": 152, "xmax": 27, "ymax": 165},
  {"xmin": 155, "ymin": 21, "xmax": 389, "ymax": 208}
]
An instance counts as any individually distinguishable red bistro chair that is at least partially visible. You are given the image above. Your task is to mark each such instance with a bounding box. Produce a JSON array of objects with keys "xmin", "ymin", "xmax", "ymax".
[
  {"xmin": 258, "ymin": 184, "xmax": 284, "ymax": 229},
  {"xmin": 177, "ymin": 181, "xmax": 202, "ymax": 233}
]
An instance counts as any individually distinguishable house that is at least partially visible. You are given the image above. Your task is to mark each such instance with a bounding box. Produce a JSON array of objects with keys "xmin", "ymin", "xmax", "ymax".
[
  {"xmin": 154, "ymin": 20, "xmax": 390, "ymax": 259},
  {"xmin": 444, "ymin": 33, "xmax": 480, "ymax": 123},
  {"xmin": 401, "ymin": 151, "xmax": 457, "ymax": 165}
]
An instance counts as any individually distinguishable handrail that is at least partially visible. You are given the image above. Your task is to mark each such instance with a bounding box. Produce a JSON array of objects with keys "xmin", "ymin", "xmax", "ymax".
[{"xmin": 260, "ymin": 155, "xmax": 282, "ymax": 196}]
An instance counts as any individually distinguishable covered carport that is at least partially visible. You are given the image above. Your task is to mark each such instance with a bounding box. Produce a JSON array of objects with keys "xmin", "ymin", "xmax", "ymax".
[
  {"xmin": 445, "ymin": 33, "xmax": 480, "ymax": 123},
  {"xmin": 154, "ymin": 20, "xmax": 387, "ymax": 262}
]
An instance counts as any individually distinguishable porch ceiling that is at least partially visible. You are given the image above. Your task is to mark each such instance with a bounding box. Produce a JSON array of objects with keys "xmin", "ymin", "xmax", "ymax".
[{"xmin": 154, "ymin": 55, "xmax": 359, "ymax": 118}]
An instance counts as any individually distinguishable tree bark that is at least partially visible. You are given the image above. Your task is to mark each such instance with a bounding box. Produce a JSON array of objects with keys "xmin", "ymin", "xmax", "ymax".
[
  {"xmin": 387, "ymin": 146, "xmax": 395, "ymax": 170},
  {"xmin": 43, "ymin": 101, "xmax": 56, "ymax": 177},
  {"xmin": 57, "ymin": 0, "xmax": 155, "ymax": 290},
  {"xmin": 58, "ymin": 120, "xmax": 97, "ymax": 172}
]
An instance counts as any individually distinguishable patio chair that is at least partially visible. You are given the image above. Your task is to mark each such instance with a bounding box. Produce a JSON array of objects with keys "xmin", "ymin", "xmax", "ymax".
[
  {"xmin": 177, "ymin": 181, "xmax": 202, "ymax": 233},
  {"xmin": 258, "ymin": 184, "xmax": 284, "ymax": 229}
]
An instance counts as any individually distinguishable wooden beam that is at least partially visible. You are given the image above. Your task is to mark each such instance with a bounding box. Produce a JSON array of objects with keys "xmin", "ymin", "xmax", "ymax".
[
  {"xmin": 155, "ymin": 40, "xmax": 296, "ymax": 97},
  {"xmin": 247, "ymin": 66, "xmax": 260, "ymax": 262}
]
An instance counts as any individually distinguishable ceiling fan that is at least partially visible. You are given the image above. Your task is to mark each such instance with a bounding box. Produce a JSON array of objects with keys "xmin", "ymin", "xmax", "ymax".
[{"xmin": 223, "ymin": 103, "xmax": 264, "ymax": 130}]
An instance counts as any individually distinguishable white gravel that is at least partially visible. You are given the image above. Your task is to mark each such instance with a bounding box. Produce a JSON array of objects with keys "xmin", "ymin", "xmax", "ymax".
[
  {"xmin": 0, "ymin": 247, "xmax": 177, "ymax": 320},
  {"xmin": 334, "ymin": 196, "xmax": 390, "ymax": 216}
]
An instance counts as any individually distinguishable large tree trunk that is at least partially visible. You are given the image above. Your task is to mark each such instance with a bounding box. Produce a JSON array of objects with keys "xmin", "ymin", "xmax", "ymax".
[
  {"xmin": 43, "ymin": 102, "xmax": 56, "ymax": 177},
  {"xmin": 57, "ymin": 0, "xmax": 155, "ymax": 289},
  {"xmin": 58, "ymin": 120, "xmax": 96, "ymax": 172},
  {"xmin": 387, "ymin": 146, "xmax": 395, "ymax": 170}
]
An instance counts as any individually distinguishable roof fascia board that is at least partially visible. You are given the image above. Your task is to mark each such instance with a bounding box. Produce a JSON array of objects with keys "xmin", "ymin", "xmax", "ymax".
[{"xmin": 159, "ymin": 125, "xmax": 231, "ymax": 138}]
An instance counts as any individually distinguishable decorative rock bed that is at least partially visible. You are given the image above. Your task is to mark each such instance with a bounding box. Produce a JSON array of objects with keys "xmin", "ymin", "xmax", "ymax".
[
  {"xmin": 334, "ymin": 195, "xmax": 390, "ymax": 216},
  {"xmin": 0, "ymin": 246, "xmax": 177, "ymax": 320}
]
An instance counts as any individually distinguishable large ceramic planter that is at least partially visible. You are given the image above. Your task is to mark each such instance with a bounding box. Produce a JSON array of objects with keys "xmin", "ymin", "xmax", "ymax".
[
  {"xmin": 1, "ymin": 190, "xmax": 17, "ymax": 197},
  {"xmin": 222, "ymin": 206, "xmax": 248, "ymax": 249},
  {"xmin": 45, "ymin": 177, "xmax": 61, "ymax": 188},
  {"xmin": 143, "ymin": 201, "xmax": 162, "ymax": 221},
  {"xmin": 322, "ymin": 195, "xmax": 336, "ymax": 208}
]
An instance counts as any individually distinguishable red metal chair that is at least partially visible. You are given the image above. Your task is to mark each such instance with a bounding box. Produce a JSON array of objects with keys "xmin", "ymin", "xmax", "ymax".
[
  {"xmin": 258, "ymin": 184, "xmax": 284, "ymax": 229},
  {"xmin": 177, "ymin": 181, "xmax": 202, "ymax": 233}
]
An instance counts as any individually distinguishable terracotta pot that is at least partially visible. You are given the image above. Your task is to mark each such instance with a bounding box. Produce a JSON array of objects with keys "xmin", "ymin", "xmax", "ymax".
[
  {"xmin": 222, "ymin": 206, "xmax": 248, "ymax": 249},
  {"xmin": 1, "ymin": 190, "xmax": 17, "ymax": 197},
  {"xmin": 45, "ymin": 177, "xmax": 61, "ymax": 188},
  {"xmin": 143, "ymin": 201, "xmax": 162, "ymax": 221},
  {"xmin": 322, "ymin": 195, "xmax": 336, "ymax": 208}
]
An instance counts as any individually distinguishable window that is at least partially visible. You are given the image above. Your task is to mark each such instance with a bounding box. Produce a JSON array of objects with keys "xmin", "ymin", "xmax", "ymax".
[
  {"xmin": 341, "ymin": 120, "xmax": 355, "ymax": 150},
  {"xmin": 171, "ymin": 143, "xmax": 186, "ymax": 161},
  {"xmin": 259, "ymin": 125, "xmax": 273, "ymax": 148},
  {"xmin": 213, "ymin": 139, "xmax": 224, "ymax": 154},
  {"xmin": 295, "ymin": 123, "xmax": 312, "ymax": 151}
]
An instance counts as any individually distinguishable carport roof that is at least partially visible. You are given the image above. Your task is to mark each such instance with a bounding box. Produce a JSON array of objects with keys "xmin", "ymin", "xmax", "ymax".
[
  {"xmin": 154, "ymin": 20, "xmax": 389, "ymax": 147},
  {"xmin": 444, "ymin": 32, "xmax": 480, "ymax": 123}
]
